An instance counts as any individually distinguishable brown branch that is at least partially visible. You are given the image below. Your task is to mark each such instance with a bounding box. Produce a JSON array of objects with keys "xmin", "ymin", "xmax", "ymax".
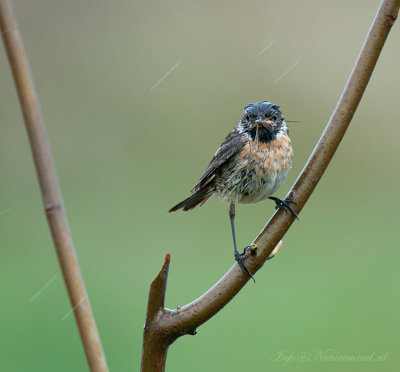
[
  {"xmin": 141, "ymin": 0, "xmax": 400, "ymax": 370},
  {"xmin": 0, "ymin": 1, "xmax": 109, "ymax": 371},
  {"xmin": 142, "ymin": 255, "xmax": 172, "ymax": 370}
]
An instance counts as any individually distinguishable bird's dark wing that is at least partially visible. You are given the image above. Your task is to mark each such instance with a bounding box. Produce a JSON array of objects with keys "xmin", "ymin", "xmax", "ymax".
[{"xmin": 191, "ymin": 128, "xmax": 245, "ymax": 193}]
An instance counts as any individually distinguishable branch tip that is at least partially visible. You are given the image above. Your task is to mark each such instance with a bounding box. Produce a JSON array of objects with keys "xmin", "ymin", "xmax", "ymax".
[
  {"xmin": 145, "ymin": 254, "xmax": 171, "ymax": 322},
  {"xmin": 163, "ymin": 253, "xmax": 170, "ymax": 266}
]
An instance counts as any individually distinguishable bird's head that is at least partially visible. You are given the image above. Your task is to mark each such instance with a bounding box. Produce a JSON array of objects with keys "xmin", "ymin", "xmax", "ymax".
[{"xmin": 239, "ymin": 101, "xmax": 287, "ymax": 142}]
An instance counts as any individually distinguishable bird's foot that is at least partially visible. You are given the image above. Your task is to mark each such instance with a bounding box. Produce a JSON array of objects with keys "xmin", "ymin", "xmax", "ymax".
[
  {"xmin": 234, "ymin": 250, "xmax": 255, "ymax": 283},
  {"xmin": 269, "ymin": 196, "xmax": 299, "ymax": 220}
]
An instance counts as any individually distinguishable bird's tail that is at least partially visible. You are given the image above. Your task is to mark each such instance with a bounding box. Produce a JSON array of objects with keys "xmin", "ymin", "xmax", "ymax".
[{"xmin": 168, "ymin": 187, "xmax": 213, "ymax": 212}]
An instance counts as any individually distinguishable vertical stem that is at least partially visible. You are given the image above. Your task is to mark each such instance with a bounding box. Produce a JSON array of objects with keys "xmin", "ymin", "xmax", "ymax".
[
  {"xmin": 141, "ymin": 255, "xmax": 172, "ymax": 372},
  {"xmin": 0, "ymin": 1, "xmax": 109, "ymax": 371}
]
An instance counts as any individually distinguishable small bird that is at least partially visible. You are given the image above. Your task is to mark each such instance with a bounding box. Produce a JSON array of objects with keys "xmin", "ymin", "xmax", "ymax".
[{"xmin": 169, "ymin": 101, "xmax": 297, "ymax": 280}]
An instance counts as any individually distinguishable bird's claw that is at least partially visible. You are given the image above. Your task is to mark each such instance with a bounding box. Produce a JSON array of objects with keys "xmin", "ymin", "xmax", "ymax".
[
  {"xmin": 269, "ymin": 196, "xmax": 299, "ymax": 220},
  {"xmin": 234, "ymin": 250, "xmax": 255, "ymax": 283}
]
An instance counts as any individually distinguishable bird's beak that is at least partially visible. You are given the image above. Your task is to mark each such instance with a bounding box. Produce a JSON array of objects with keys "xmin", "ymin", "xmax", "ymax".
[
  {"xmin": 256, "ymin": 117, "xmax": 274, "ymax": 127},
  {"xmin": 255, "ymin": 117, "xmax": 264, "ymax": 126}
]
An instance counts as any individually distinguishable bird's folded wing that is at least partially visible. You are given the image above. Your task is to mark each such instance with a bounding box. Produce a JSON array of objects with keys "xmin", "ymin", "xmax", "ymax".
[{"xmin": 191, "ymin": 129, "xmax": 244, "ymax": 193}]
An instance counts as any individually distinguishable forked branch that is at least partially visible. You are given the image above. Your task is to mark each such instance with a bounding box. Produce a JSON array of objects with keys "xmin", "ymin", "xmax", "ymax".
[{"xmin": 141, "ymin": 0, "xmax": 400, "ymax": 371}]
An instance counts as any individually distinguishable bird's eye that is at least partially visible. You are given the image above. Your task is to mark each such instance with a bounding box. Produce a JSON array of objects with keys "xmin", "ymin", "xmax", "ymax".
[{"xmin": 245, "ymin": 114, "xmax": 250, "ymax": 121}]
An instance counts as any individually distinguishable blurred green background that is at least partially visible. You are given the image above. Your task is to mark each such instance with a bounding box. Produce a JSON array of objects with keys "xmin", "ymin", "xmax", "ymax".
[{"xmin": 1, "ymin": 0, "xmax": 399, "ymax": 371}]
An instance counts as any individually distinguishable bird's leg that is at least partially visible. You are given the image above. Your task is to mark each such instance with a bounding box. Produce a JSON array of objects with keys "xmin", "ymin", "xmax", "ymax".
[
  {"xmin": 229, "ymin": 202, "xmax": 255, "ymax": 282},
  {"xmin": 269, "ymin": 196, "xmax": 299, "ymax": 220}
]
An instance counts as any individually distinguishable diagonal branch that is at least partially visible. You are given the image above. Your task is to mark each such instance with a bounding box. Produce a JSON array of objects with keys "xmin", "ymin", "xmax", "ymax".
[
  {"xmin": 0, "ymin": 1, "xmax": 109, "ymax": 371},
  {"xmin": 141, "ymin": 0, "xmax": 400, "ymax": 371}
]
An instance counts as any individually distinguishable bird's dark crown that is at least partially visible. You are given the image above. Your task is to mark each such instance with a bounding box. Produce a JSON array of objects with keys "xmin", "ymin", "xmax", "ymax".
[{"xmin": 239, "ymin": 101, "xmax": 286, "ymax": 143}]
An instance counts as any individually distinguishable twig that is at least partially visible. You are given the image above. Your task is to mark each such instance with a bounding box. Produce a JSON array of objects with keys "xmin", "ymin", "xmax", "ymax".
[
  {"xmin": 142, "ymin": 255, "xmax": 172, "ymax": 370},
  {"xmin": 141, "ymin": 0, "xmax": 400, "ymax": 371},
  {"xmin": 0, "ymin": 1, "xmax": 109, "ymax": 371}
]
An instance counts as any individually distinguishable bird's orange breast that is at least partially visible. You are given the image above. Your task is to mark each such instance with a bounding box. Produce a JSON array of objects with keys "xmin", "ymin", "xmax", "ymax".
[
  {"xmin": 214, "ymin": 134, "xmax": 293, "ymax": 204},
  {"xmin": 238, "ymin": 134, "xmax": 293, "ymax": 175}
]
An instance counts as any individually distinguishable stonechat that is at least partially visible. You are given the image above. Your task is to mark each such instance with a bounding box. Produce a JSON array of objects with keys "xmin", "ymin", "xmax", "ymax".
[{"xmin": 169, "ymin": 101, "xmax": 297, "ymax": 281}]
